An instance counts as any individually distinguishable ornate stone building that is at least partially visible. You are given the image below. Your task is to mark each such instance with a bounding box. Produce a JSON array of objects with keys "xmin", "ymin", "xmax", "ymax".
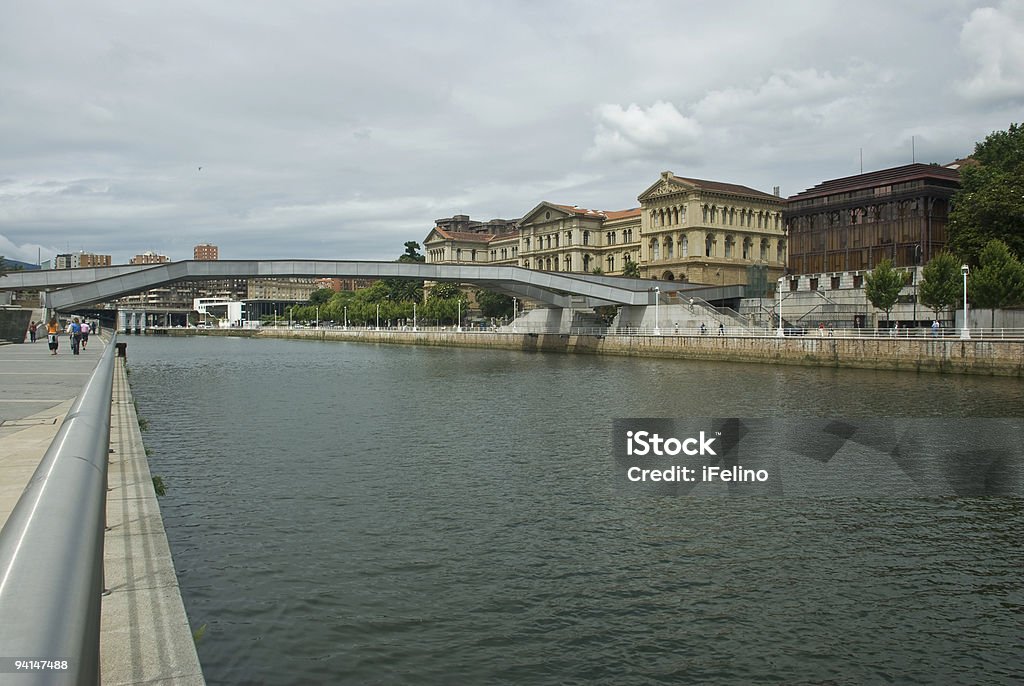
[
  {"xmin": 423, "ymin": 172, "xmax": 786, "ymax": 290},
  {"xmin": 516, "ymin": 202, "xmax": 641, "ymax": 275},
  {"xmin": 784, "ymin": 163, "xmax": 960, "ymax": 274},
  {"xmin": 638, "ymin": 171, "xmax": 787, "ymax": 289}
]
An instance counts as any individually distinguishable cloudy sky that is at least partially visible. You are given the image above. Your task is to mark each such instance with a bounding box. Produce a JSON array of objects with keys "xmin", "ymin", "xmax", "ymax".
[{"xmin": 2, "ymin": 0, "xmax": 1022, "ymax": 265}]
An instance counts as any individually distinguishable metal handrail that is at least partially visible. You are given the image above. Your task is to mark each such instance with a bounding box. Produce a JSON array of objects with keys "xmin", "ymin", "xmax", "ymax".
[{"xmin": 0, "ymin": 333, "xmax": 117, "ymax": 685}]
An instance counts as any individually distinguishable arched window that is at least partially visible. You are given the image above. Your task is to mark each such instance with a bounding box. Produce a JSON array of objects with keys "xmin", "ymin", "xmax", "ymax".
[
  {"xmin": 456, "ymin": 248, "xmax": 462, "ymax": 261},
  {"xmin": 650, "ymin": 238, "xmax": 660, "ymax": 260},
  {"xmin": 760, "ymin": 239, "xmax": 769, "ymax": 261},
  {"xmin": 583, "ymin": 254, "xmax": 591, "ymax": 271},
  {"xmin": 680, "ymin": 206, "xmax": 687, "ymax": 224},
  {"xmin": 705, "ymin": 233, "xmax": 715, "ymax": 257},
  {"xmin": 583, "ymin": 231, "xmax": 590, "ymax": 246},
  {"xmin": 564, "ymin": 255, "xmax": 572, "ymax": 271},
  {"xmin": 665, "ymin": 236, "xmax": 674, "ymax": 259},
  {"xmin": 607, "ymin": 255, "xmax": 615, "ymax": 272},
  {"xmin": 681, "ymin": 235, "xmax": 688, "ymax": 257},
  {"xmin": 742, "ymin": 237, "xmax": 752, "ymax": 260},
  {"xmin": 725, "ymin": 235, "xmax": 735, "ymax": 258},
  {"xmin": 777, "ymin": 240, "xmax": 786, "ymax": 263}
]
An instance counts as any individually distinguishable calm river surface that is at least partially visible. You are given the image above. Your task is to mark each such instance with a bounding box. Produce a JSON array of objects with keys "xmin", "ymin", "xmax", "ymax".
[{"xmin": 128, "ymin": 336, "xmax": 1024, "ymax": 685}]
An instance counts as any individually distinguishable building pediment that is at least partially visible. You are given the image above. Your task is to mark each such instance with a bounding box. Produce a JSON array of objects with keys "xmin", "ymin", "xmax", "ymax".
[
  {"xmin": 518, "ymin": 201, "xmax": 579, "ymax": 226},
  {"xmin": 638, "ymin": 171, "xmax": 695, "ymax": 203}
]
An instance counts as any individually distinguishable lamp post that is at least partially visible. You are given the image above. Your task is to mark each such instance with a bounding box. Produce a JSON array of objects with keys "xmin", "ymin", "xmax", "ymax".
[
  {"xmin": 413, "ymin": 302, "xmax": 418, "ymax": 332},
  {"xmin": 376, "ymin": 303, "xmax": 380, "ymax": 331},
  {"xmin": 653, "ymin": 286, "xmax": 661, "ymax": 336},
  {"xmin": 961, "ymin": 264, "xmax": 970, "ymax": 340},
  {"xmin": 776, "ymin": 277, "xmax": 785, "ymax": 337},
  {"xmin": 457, "ymin": 300, "xmax": 462, "ymax": 332},
  {"xmin": 344, "ymin": 305, "xmax": 348, "ymax": 330}
]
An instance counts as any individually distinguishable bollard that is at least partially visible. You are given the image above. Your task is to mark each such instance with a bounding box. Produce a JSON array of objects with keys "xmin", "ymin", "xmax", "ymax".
[{"xmin": 115, "ymin": 342, "xmax": 127, "ymax": 359}]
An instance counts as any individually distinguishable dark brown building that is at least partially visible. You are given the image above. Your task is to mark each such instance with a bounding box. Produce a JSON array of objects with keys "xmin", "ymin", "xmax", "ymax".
[{"xmin": 785, "ymin": 163, "xmax": 961, "ymax": 274}]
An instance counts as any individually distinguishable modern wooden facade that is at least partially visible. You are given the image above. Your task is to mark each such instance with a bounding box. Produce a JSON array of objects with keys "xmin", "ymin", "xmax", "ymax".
[{"xmin": 785, "ymin": 164, "xmax": 960, "ymax": 274}]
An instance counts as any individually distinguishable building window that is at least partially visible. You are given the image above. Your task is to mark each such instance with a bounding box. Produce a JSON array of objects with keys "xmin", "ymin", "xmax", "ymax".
[
  {"xmin": 760, "ymin": 239, "xmax": 769, "ymax": 261},
  {"xmin": 725, "ymin": 235, "xmax": 735, "ymax": 258},
  {"xmin": 583, "ymin": 254, "xmax": 591, "ymax": 271},
  {"xmin": 831, "ymin": 275, "xmax": 841, "ymax": 290},
  {"xmin": 583, "ymin": 231, "xmax": 590, "ymax": 246},
  {"xmin": 742, "ymin": 237, "xmax": 752, "ymax": 260},
  {"xmin": 810, "ymin": 277, "xmax": 819, "ymax": 291},
  {"xmin": 681, "ymin": 235, "xmax": 688, "ymax": 257},
  {"xmin": 777, "ymin": 240, "xmax": 785, "ymax": 263},
  {"xmin": 790, "ymin": 279, "xmax": 799, "ymax": 292},
  {"xmin": 705, "ymin": 233, "xmax": 715, "ymax": 257},
  {"xmin": 650, "ymin": 238, "xmax": 660, "ymax": 260},
  {"xmin": 607, "ymin": 255, "xmax": 615, "ymax": 272},
  {"xmin": 666, "ymin": 237, "xmax": 674, "ymax": 259},
  {"xmin": 564, "ymin": 255, "xmax": 572, "ymax": 271},
  {"xmin": 566, "ymin": 231, "xmax": 572, "ymax": 245},
  {"xmin": 853, "ymin": 274, "xmax": 863, "ymax": 288}
]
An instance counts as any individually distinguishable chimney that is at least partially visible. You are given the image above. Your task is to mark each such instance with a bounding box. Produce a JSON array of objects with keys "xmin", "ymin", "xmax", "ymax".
[{"xmin": 773, "ymin": 186, "xmax": 780, "ymax": 197}]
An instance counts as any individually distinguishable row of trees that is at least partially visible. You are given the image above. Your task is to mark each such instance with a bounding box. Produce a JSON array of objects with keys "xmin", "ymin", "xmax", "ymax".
[
  {"xmin": 865, "ymin": 123, "xmax": 1024, "ymax": 325},
  {"xmin": 286, "ymin": 241, "xmax": 514, "ymax": 326},
  {"xmin": 866, "ymin": 239, "xmax": 1024, "ymax": 324}
]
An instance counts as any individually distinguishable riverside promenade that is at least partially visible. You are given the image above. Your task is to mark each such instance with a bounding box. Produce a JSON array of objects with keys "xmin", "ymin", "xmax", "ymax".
[{"xmin": 0, "ymin": 337, "xmax": 203, "ymax": 684}]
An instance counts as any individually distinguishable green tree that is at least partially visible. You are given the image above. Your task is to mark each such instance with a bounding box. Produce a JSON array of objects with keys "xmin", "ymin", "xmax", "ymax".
[
  {"xmin": 864, "ymin": 258, "xmax": 905, "ymax": 324},
  {"xmin": 948, "ymin": 123, "xmax": 1024, "ymax": 263},
  {"xmin": 399, "ymin": 241, "xmax": 426, "ymax": 263},
  {"xmin": 918, "ymin": 252, "xmax": 962, "ymax": 319},
  {"xmin": 969, "ymin": 239, "xmax": 1024, "ymax": 328},
  {"xmin": 308, "ymin": 288, "xmax": 334, "ymax": 306},
  {"xmin": 430, "ymin": 282, "xmax": 460, "ymax": 299},
  {"xmin": 621, "ymin": 257, "xmax": 641, "ymax": 279},
  {"xmin": 475, "ymin": 289, "xmax": 513, "ymax": 319}
]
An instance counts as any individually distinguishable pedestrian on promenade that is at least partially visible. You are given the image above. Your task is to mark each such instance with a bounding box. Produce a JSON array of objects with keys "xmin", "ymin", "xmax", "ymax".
[
  {"xmin": 818, "ymin": 321, "xmax": 825, "ymax": 336},
  {"xmin": 46, "ymin": 317, "xmax": 60, "ymax": 355},
  {"xmin": 700, "ymin": 323, "xmax": 707, "ymax": 335},
  {"xmin": 932, "ymin": 320, "xmax": 940, "ymax": 337},
  {"xmin": 28, "ymin": 321, "xmax": 37, "ymax": 343},
  {"xmin": 81, "ymin": 320, "xmax": 91, "ymax": 349},
  {"xmin": 70, "ymin": 318, "xmax": 82, "ymax": 355},
  {"xmin": 689, "ymin": 298, "xmax": 694, "ymax": 312},
  {"xmin": 718, "ymin": 323, "xmax": 725, "ymax": 335}
]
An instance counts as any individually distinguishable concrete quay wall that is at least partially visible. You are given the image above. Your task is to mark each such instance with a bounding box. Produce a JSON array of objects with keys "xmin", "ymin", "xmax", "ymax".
[{"xmin": 202, "ymin": 328, "xmax": 1024, "ymax": 377}]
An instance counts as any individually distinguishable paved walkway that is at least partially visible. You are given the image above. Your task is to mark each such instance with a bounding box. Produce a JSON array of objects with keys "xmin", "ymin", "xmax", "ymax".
[
  {"xmin": 0, "ymin": 336, "xmax": 95, "ymax": 527},
  {"xmin": 0, "ymin": 337, "xmax": 204, "ymax": 684}
]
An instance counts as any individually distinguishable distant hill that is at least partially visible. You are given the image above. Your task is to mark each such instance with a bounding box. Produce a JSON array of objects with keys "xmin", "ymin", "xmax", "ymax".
[{"xmin": 1, "ymin": 258, "xmax": 41, "ymax": 271}]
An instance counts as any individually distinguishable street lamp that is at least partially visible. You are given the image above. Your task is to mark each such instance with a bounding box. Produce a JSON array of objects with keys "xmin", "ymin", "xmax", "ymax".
[
  {"xmin": 776, "ymin": 277, "xmax": 785, "ymax": 337},
  {"xmin": 315, "ymin": 306, "xmax": 319, "ymax": 329},
  {"xmin": 961, "ymin": 264, "xmax": 970, "ymax": 339},
  {"xmin": 413, "ymin": 302, "xmax": 418, "ymax": 332},
  {"xmin": 344, "ymin": 305, "xmax": 348, "ymax": 330},
  {"xmin": 457, "ymin": 300, "xmax": 462, "ymax": 332},
  {"xmin": 653, "ymin": 286, "xmax": 661, "ymax": 335},
  {"xmin": 376, "ymin": 303, "xmax": 380, "ymax": 331}
]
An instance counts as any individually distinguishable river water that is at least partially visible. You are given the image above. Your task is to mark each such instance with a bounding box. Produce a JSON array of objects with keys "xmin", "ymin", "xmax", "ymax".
[{"xmin": 127, "ymin": 336, "xmax": 1024, "ymax": 685}]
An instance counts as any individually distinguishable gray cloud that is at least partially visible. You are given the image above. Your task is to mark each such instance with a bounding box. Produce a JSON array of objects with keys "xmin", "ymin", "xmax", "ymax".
[{"xmin": 1, "ymin": 0, "xmax": 1022, "ymax": 266}]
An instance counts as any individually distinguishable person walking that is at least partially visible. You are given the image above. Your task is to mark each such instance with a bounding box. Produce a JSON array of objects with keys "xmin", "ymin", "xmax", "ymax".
[
  {"xmin": 46, "ymin": 317, "xmax": 60, "ymax": 355},
  {"xmin": 28, "ymin": 321, "xmax": 37, "ymax": 343},
  {"xmin": 718, "ymin": 323, "xmax": 725, "ymax": 335},
  {"xmin": 932, "ymin": 320, "xmax": 940, "ymax": 337},
  {"xmin": 70, "ymin": 318, "xmax": 82, "ymax": 355},
  {"xmin": 81, "ymin": 320, "xmax": 91, "ymax": 349}
]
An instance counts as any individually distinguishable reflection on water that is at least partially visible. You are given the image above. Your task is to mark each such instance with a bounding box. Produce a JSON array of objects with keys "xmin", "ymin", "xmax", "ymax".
[{"xmin": 129, "ymin": 336, "xmax": 1024, "ymax": 685}]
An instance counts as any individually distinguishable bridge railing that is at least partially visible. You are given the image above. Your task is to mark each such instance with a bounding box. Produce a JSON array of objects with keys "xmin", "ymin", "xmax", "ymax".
[{"xmin": 0, "ymin": 334, "xmax": 117, "ymax": 685}]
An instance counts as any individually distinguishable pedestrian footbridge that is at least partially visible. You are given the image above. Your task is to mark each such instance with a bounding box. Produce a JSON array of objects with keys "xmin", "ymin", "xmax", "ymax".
[{"xmin": 1, "ymin": 260, "xmax": 730, "ymax": 310}]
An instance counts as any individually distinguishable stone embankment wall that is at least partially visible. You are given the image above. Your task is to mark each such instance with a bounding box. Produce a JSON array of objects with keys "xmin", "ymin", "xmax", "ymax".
[{"xmin": 195, "ymin": 328, "xmax": 1024, "ymax": 377}]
